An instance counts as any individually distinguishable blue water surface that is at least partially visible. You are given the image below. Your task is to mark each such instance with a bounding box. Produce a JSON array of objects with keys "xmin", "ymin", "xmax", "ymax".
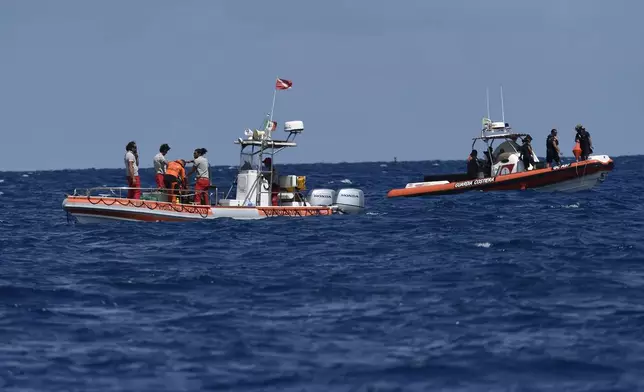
[{"xmin": 1, "ymin": 156, "xmax": 643, "ymax": 391}]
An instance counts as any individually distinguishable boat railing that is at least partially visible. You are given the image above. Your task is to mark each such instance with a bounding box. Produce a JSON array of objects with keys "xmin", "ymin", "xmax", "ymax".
[
  {"xmin": 69, "ymin": 186, "xmax": 220, "ymax": 206},
  {"xmin": 70, "ymin": 186, "xmax": 192, "ymax": 196}
]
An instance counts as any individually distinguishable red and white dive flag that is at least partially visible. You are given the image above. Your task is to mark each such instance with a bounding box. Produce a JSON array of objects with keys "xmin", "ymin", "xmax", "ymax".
[
  {"xmin": 275, "ymin": 78, "xmax": 292, "ymax": 90},
  {"xmin": 264, "ymin": 119, "xmax": 277, "ymax": 132}
]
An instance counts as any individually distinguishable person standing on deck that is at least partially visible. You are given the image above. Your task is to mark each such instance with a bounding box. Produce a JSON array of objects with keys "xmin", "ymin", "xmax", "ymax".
[
  {"xmin": 546, "ymin": 129, "xmax": 561, "ymax": 167},
  {"xmin": 124, "ymin": 141, "xmax": 141, "ymax": 199},
  {"xmin": 574, "ymin": 124, "xmax": 593, "ymax": 160},
  {"xmin": 466, "ymin": 150, "xmax": 481, "ymax": 179},
  {"xmin": 153, "ymin": 144, "xmax": 171, "ymax": 188},
  {"xmin": 188, "ymin": 148, "xmax": 210, "ymax": 205},
  {"xmin": 484, "ymin": 146, "xmax": 494, "ymax": 177},
  {"xmin": 519, "ymin": 135, "xmax": 535, "ymax": 171},
  {"xmin": 262, "ymin": 157, "xmax": 279, "ymax": 186},
  {"xmin": 263, "ymin": 157, "xmax": 280, "ymax": 205}
]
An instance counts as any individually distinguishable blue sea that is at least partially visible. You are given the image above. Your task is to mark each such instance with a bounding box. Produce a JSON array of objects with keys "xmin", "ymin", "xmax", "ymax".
[{"xmin": 1, "ymin": 156, "xmax": 642, "ymax": 391}]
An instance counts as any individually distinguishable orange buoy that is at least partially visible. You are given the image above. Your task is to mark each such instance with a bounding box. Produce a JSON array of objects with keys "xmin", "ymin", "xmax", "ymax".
[{"xmin": 572, "ymin": 141, "xmax": 582, "ymax": 161}]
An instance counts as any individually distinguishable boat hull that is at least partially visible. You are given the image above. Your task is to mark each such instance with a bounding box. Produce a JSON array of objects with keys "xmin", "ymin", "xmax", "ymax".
[
  {"xmin": 62, "ymin": 196, "xmax": 335, "ymax": 223},
  {"xmin": 387, "ymin": 156, "xmax": 614, "ymax": 198}
]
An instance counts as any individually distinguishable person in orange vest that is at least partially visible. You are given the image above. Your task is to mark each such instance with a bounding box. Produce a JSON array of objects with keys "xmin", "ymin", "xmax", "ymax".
[{"xmin": 164, "ymin": 159, "xmax": 186, "ymax": 203}]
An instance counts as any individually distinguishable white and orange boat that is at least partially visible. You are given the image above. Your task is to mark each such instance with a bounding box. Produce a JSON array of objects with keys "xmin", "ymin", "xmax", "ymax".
[
  {"xmin": 63, "ymin": 118, "xmax": 365, "ymax": 223},
  {"xmin": 387, "ymin": 117, "xmax": 614, "ymax": 199}
]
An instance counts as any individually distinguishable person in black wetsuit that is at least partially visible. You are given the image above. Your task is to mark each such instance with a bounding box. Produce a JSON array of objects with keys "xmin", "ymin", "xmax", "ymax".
[
  {"xmin": 574, "ymin": 124, "xmax": 593, "ymax": 160},
  {"xmin": 519, "ymin": 135, "xmax": 535, "ymax": 171},
  {"xmin": 467, "ymin": 149, "xmax": 481, "ymax": 179},
  {"xmin": 484, "ymin": 146, "xmax": 494, "ymax": 176},
  {"xmin": 546, "ymin": 128, "xmax": 561, "ymax": 167}
]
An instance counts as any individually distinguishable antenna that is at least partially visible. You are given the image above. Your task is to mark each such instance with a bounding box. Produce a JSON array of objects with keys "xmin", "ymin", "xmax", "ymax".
[
  {"xmin": 486, "ymin": 87, "xmax": 490, "ymax": 120},
  {"xmin": 500, "ymin": 85, "xmax": 505, "ymax": 124}
]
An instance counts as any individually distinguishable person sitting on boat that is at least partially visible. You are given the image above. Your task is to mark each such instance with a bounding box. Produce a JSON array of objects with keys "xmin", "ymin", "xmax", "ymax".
[
  {"xmin": 164, "ymin": 159, "xmax": 187, "ymax": 203},
  {"xmin": 574, "ymin": 124, "xmax": 593, "ymax": 160},
  {"xmin": 519, "ymin": 135, "xmax": 535, "ymax": 171},
  {"xmin": 187, "ymin": 148, "xmax": 210, "ymax": 205},
  {"xmin": 124, "ymin": 141, "xmax": 141, "ymax": 199},
  {"xmin": 467, "ymin": 150, "xmax": 482, "ymax": 179},
  {"xmin": 153, "ymin": 143, "xmax": 171, "ymax": 189},
  {"xmin": 545, "ymin": 129, "xmax": 561, "ymax": 167}
]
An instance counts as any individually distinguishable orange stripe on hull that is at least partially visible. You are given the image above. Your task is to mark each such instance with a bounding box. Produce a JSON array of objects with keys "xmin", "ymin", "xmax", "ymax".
[
  {"xmin": 64, "ymin": 196, "xmax": 335, "ymax": 220},
  {"xmin": 257, "ymin": 206, "xmax": 334, "ymax": 217},
  {"xmin": 65, "ymin": 196, "xmax": 213, "ymax": 216}
]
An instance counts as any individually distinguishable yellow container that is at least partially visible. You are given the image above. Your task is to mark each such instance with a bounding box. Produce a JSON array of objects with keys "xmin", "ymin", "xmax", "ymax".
[{"xmin": 296, "ymin": 176, "xmax": 306, "ymax": 190}]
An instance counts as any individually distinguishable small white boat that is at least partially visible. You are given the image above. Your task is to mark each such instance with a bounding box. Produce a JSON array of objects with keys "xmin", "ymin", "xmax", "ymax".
[{"xmin": 63, "ymin": 119, "xmax": 364, "ymax": 223}]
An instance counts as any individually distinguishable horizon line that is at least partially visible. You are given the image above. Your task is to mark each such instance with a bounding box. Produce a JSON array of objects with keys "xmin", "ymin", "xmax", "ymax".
[{"xmin": 0, "ymin": 154, "xmax": 635, "ymax": 174}]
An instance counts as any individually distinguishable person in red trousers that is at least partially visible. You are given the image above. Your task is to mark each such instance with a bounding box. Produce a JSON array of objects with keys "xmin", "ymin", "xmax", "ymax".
[
  {"xmin": 153, "ymin": 143, "xmax": 171, "ymax": 188},
  {"xmin": 188, "ymin": 148, "xmax": 210, "ymax": 205},
  {"xmin": 124, "ymin": 141, "xmax": 141, "ymax": 199}
]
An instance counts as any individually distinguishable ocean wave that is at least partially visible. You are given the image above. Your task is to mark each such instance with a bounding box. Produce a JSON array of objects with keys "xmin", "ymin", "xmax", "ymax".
[{"xmin": 0, "ymin": 156, "xmax": 643, "ymax": 391}]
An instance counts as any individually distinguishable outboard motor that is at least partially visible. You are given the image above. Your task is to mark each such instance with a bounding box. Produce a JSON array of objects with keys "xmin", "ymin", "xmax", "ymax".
[
  {"xmin": 308, "ymin": 189, "xmax": 336, "ymax": 207},
  {"xmin": 335, "ymin": 188, "xmax": 365, "ymax": 214}
]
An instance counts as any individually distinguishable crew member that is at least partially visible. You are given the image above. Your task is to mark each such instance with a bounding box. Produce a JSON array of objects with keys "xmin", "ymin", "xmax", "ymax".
[
  {"xmin": 519, "ymin": 135, "xmax": 535, "ymax": 171},
  {"xmin": 262, "ymin": 158, "xmax": 280, "ymax": 185},
  {"xmin": 486, "ymin": 146, "xmax": 495, "ymax": 162},
  {"xmin": 546, "ymin": 129, "xmax": 561, "ymax": 167},
  {"xmin": 153, "ymin": 144, "xmax": 171, "ymax": 188},
  {"xmin": 124, "ymin": 141, "xmax": 141, "ymax": 199},
  {"xmin": 188, "ymin": 148, "xmax": 210, "ymax": 205},
  {"xmin": 467, "ymin": 150, "xmax": 481, "ymax": 179},
  {"xmin": 574, "ymin": 124, "xmax": 593, "ymax": 160},
  {"xmin": 263, "ymin": 157, "xmax": 280, "ymax": 205},
  {"xmin": 164, "ymin": 159, "xmax": 187, "ymax": 203},
  {"xmin": 484, "ymin": 146, "xmax": 494, "ymax": 176}
]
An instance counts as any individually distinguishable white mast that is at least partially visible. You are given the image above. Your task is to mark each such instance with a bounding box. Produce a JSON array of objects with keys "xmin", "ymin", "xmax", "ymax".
[
  {"xmin": 486, "ymin": 87, "xmax": 490, "ymax": 120},
  {"xmin": 269, "ymin": 76, "xmax": 278, "ymax": 123},
  {"xmin": 500, "ymin": 85, "xmax": 505, "ymax": 125}
]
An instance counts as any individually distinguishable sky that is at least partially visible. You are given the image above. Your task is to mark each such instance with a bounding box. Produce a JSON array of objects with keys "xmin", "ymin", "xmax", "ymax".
[{"xmin": 1, "ymin": 0, "xmax": 642, "ymax": 171}]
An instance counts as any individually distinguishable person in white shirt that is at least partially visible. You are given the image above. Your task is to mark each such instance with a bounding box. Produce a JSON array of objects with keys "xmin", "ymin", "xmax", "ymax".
[
  {"xmin": 187, "ymin": 148, "xmax": 210, "ymax": 205},
  {"xmin": 153, "ymin": 144, "xmax": 171, "ymax": 188},
  {"xmin": 124, "ymin": 141, "xmax": 141, "ymax": 199}
]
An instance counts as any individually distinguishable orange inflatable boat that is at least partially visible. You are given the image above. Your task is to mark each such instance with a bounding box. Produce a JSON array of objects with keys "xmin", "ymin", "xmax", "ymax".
[{"xmin": 387, "ymin": 120, "xmax": 614, "ymax": 198}]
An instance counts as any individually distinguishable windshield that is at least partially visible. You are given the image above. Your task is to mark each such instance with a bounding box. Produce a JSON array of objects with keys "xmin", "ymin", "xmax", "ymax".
[
  {"xmin": 493, "ymin": 140, "xmax": 521, "ymax": 157},
  {"xmin": 239, "ymin": 149, "xmax": 261, "ymax": 171}
]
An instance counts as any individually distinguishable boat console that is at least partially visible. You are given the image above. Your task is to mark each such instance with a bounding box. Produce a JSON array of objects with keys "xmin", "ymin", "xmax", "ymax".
[{"xmin": 218, "ymin": 118, "xmax": 365, "ymax": 213}]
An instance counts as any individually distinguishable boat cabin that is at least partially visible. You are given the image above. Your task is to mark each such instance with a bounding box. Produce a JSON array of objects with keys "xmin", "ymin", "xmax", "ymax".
[
  {"xmin": 471, "ymin": 119, "xmax": 543, "ymax": 178},
  {"xmin": 218, "ymin": 117, "xmax": 309, "ymax": 207}
]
